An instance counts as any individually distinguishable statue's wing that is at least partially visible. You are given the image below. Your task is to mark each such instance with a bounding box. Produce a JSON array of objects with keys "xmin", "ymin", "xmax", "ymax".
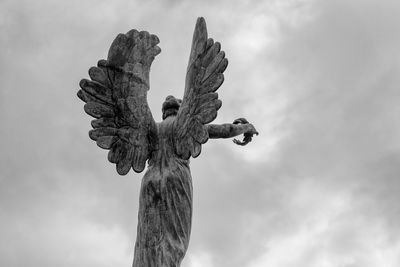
[
  {"xmin": 174, "ymin": 17, "xmax": 228, "ymax": 159},
  {"xmin": 77, "ymin": 30, "xmax": 161, "ymax": 175}
]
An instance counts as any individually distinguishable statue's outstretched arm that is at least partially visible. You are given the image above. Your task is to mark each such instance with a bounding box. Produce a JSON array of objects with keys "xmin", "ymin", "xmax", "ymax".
[{"xmin": 207, "ymin": 118, "xmax": 258, "ymax": 146}]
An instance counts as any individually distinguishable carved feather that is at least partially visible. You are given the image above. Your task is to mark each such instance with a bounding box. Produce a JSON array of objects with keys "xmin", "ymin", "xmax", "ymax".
[
  {"xmin": 88, "ymin": 66, "xmax": 110, "ymax": 88},
  {"xmin": 91, "ymin": 118, "xmax": 116, "ymax": 128},
  {"xmin": 84, "ymin": 102, "xmax": 115, "ymax": 118},
  {"xmin": 97, "ymin": 136, "xmax": 118, "ymax": 149}
]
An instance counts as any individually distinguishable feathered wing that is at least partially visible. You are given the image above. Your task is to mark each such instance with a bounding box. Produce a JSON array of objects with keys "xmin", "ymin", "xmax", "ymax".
[
  {"xmin": 174, "ymin": 17, "xmax": 228, "ymax": 159},
  {"xmin": 77, "ymin": 30, "xmax": 161, "ymax": 175}
]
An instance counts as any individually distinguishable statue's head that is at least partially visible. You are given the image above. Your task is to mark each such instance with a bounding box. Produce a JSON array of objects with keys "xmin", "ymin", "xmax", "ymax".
[{"xmin": 162, "ymin": 95, "xmax": 182, "ymax": 120}]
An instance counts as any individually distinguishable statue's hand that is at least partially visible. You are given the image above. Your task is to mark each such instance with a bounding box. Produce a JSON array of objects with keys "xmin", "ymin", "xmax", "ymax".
[{"xmin": 232, "ymin": 118, "xmax": 259, "ymax": 146}]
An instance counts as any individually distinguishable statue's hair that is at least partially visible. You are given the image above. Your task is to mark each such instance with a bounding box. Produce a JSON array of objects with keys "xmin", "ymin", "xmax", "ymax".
[
  {"xmin": 162, "ymin": 108, "xmax": 178, "ymax": 120},
  {"xmin": 162, "ymin": 95, "xmax": 182, "ymax": 120}
]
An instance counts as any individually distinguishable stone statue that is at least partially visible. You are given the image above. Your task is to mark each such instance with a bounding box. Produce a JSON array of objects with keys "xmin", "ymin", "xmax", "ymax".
[{"xmin": 77, "ymin": 17, "xmax": 258, "ymax": 267}]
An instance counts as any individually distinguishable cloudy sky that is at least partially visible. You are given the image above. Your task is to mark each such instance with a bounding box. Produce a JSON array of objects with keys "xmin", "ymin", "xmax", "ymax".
[{"xmin": 1, "ymin": 0, "xmax": 400, "ymax": 266}]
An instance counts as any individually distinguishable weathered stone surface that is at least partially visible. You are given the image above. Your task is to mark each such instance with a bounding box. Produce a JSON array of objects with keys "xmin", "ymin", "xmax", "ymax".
[{"xmin": 77, "ymin": 17, "xmax": 258, "ymax": 267}]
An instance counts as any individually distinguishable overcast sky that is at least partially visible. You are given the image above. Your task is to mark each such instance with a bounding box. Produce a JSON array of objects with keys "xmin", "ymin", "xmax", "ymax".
[{"xmin": 1, "ymin": 0, "xmax": 400, "ymax": 266}]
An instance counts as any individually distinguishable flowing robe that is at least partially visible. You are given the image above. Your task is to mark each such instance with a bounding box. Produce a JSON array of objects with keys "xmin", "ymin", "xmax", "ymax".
[{"xmin": 133, "ymin": 116, "xmax": 193, "ymax": 267}]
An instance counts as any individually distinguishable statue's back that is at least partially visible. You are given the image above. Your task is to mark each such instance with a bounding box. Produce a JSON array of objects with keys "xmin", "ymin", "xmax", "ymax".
[{"xmin": 133, "ymin": 116, "xmax": 193, "ymax": 267}]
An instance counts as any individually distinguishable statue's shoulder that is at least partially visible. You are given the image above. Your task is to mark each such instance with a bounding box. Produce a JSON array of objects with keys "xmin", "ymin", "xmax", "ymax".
[{"xmin": 158, "ymin": 116, "xmax": 175, "ymax": 131}]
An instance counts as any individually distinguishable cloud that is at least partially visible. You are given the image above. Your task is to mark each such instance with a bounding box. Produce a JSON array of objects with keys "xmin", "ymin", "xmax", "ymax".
[{"xmin": 1, "ymin": 0, "xmax": 400, "ymax": 267}]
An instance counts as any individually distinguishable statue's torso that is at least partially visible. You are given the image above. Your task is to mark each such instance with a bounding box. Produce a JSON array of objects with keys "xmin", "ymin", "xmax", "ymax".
[
  {"xmin": 148, "ymin": 116, "xmax": 189, "ymax": 168},
  {"xmin": 133, "ymin": 116, "xmax": 193, "ymax": 267}
]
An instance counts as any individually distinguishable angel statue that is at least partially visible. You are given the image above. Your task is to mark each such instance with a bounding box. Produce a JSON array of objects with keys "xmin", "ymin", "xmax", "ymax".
[{"xmin": 77, "ymin": 17, "xmax": 258, "ymax": 267}]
